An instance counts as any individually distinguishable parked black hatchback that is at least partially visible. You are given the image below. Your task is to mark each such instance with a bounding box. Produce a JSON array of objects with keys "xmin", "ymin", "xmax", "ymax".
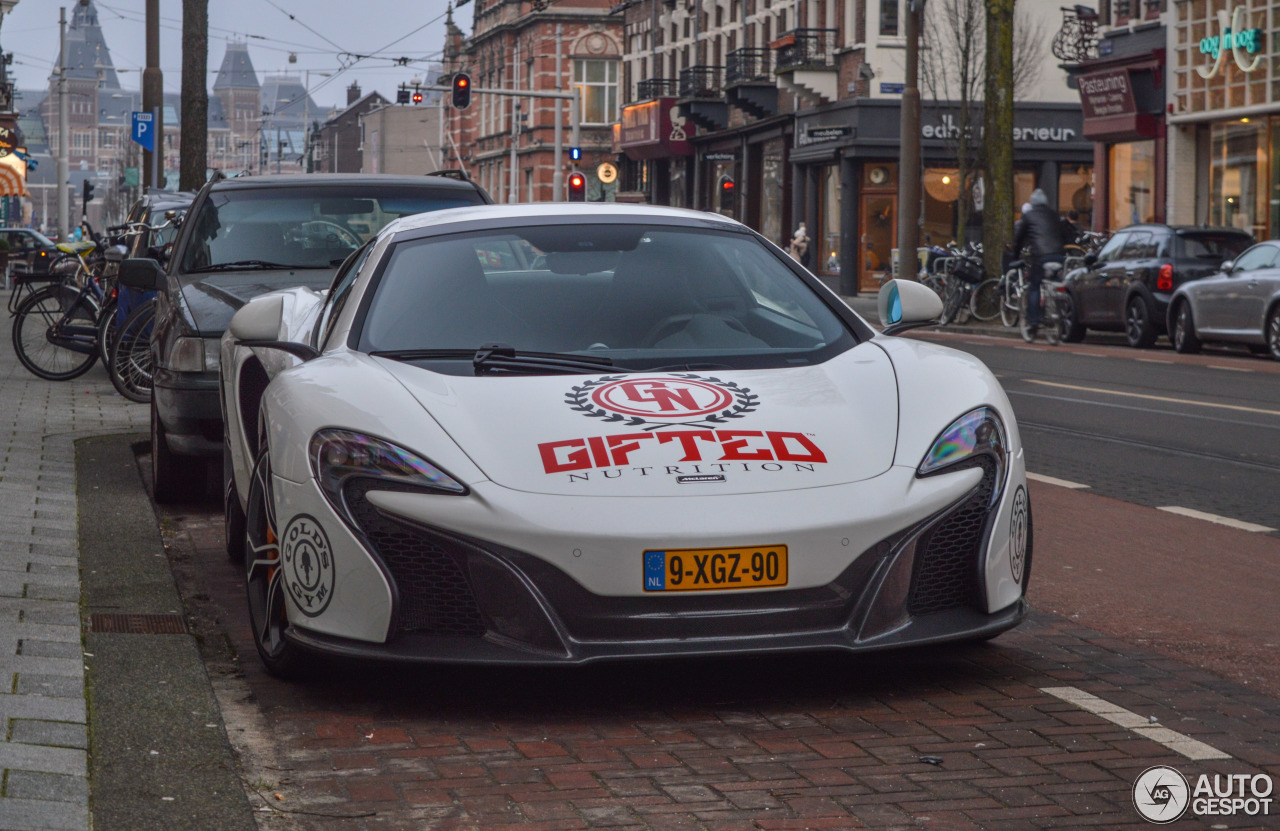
[
  {"xmin": 118, "ymin": 173, "xmax": 492, "ymax": 503},
  {"xmin": 1058, "ymin": 224, "xmax": 1253, "ymax": 348}
]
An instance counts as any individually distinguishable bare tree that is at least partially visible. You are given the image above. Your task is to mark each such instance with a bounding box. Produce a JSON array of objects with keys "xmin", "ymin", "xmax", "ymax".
[
  {"xmin": 921, "ymin": 0, "xmax": 1046, "ymax": 247},
  {"xmin": 179, "ymin": 0, "xmax": 208, "ymax": 191}
]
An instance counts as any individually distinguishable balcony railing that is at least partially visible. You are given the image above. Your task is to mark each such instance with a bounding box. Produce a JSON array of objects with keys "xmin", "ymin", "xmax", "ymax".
[
  {"xmin": 636, "ymin": 77, "xmax": 680, "ymax": 100},
  {"xmin": 679, "ymin": 65, "xmax": 723, "ymax": 98},
  {"xmin": 772, "ymin": 29, "xmax": 838, "ymax": 72},
  {"xmin": 726, "ymin": 48, "xmax": 775, "ymax": 85}
]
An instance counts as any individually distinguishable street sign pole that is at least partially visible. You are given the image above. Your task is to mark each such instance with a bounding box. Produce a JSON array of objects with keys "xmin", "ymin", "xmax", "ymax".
[{"xmin": 56, "ymin": 7, "xmax": 69, "ymax": 240}]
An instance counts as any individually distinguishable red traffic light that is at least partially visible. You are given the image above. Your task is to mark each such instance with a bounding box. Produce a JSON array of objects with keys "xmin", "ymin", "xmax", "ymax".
[
  {"xmin": 721, "ymin": 180, "xmax": 734, "ymax": 190},
  {"xmin": 567, "ymin": 173, "xmax": 586, "ymax": 201},
  {"xmin": 411, "ymin": 90, "xmax": 423, "ymax": 104},
  {"xmin": 457, "ymin": 76, "xmax": 468, "ymax": 88},
  {"xmin": 451, "ymin": 72, "xmax": 472, "ymax": 109}
]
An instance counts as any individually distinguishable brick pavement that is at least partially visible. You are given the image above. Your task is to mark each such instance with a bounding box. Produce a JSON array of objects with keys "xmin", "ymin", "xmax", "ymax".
[
  {"xmin": 0, "ymin": 341, "xmax": 145, "ymax": 829},
  {"xmin": 163, "ymin": 503, "xmax": 1280, "ymax": 831}
]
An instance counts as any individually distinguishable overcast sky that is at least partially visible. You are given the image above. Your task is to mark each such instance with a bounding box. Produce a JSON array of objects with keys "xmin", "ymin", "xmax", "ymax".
[{"xmin": 4, "ymin": 0, "xmax": 467, "ymax": 112}]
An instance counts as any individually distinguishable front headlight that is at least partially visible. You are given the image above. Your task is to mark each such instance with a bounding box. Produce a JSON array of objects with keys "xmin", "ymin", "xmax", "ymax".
[
  {"xmin": 917, "ymin": 407, "xmax": 1008, "ymax": 500},
  {"xmin": 168, "ymin": 336, "xmax": 221, "ymax": 372},
  {"xmin": 310, "ymin": 430, "xmax": 467, "ymax": 526}
]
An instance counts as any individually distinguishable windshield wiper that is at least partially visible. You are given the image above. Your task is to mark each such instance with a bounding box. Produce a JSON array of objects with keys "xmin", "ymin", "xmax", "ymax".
[
  {"xmin": 187, "ymin": 260, "xmax": 302, "ymax": 272},
  {"xmin": 370, "ymin": 344, "xmax": 614, "ymax": 375}
]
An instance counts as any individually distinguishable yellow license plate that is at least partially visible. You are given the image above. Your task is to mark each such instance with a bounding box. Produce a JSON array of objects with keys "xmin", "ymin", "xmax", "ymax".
[{"xmin": 643, "ymin": 546, "xmax": 788, "ymax": 592}]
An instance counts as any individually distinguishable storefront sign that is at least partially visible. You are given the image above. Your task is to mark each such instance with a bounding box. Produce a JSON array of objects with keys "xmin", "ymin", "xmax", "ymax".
[
  {"xmin": 880, "ymin": 83, "xmax": 904, "ymax": 94},
  {"xmin": 1197, "ymin": 6, "xmax": 1264, "ymax": 78},
  {"xmin": 702, "ymin": 152, "xmax": 737, "ymax": 161},
  {"xmin": 1078, "ymin": 69, "xmax": 1137, "ymax": 119},
  {"xmin": 618, "ymin": 99, "xmax": 695, "ymax": 159},
  {"xmin": 921, "ymin": 113, "xmax": 1077, "ymax": 143},
  {"xmin": 799, "ymin": 126, "xmax": 852, "ymax": 146}
]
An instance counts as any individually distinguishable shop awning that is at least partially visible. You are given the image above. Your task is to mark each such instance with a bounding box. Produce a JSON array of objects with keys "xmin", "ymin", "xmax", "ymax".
[{"xmin": 0, "ymin": 156, "xmax": 28, "ymax": 197}]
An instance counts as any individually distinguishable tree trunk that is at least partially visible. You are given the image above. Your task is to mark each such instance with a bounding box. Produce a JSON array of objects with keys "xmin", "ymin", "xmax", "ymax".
[
  {"xmin": 179, "ymin": 0, "xmax": 209, "ymax": 192},
  {"xmin": 982, "ymin": 0, "xmax": 1015, "ymax": 282}
]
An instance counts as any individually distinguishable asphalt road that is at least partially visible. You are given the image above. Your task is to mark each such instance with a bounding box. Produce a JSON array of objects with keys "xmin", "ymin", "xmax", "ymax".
[{"xmin": 912, "ymin": 330, "xmax": 1280, "ymax": 534}]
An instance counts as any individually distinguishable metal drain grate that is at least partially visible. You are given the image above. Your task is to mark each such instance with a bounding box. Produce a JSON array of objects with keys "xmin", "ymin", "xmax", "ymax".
[{"xmin": 90, "ymin": 613, "xmax": 188, "ymax": 635}]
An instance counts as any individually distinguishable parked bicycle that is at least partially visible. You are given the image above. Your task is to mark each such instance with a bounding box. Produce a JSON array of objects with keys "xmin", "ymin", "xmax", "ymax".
[
  {"xmin": 937, "ymin": 243, "xmax": 995, "ymax": 325},
  {"xmin": 9, "ymin": 239, "xmax": 115, "ymax": 381},
  {"xmin": 1019, "ymin": 260, "xmax": 1066, "ymax": 345}
]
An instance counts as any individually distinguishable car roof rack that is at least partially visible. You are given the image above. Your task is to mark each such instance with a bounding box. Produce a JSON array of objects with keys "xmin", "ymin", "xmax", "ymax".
[{"xmin": 425, "ymin": 169, "xmax": 472, "ymax": 182}]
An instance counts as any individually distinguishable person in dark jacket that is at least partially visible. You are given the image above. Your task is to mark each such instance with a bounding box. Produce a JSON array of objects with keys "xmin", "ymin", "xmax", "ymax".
[{"xmin": 1012, "ymin": 188, "xmax": 1064, "ymax": 339}]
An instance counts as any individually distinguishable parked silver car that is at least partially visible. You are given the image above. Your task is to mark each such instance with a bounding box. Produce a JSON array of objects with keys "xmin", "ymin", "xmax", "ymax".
[{"xmin": 1167, "ymin": 240, "xmax": 1280, "ymax": 359}]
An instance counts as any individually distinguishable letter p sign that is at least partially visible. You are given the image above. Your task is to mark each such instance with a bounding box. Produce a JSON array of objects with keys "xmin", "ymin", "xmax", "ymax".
[{"xmin": 131, "ymin": 112, "xmax": 155, "ymax": 152}]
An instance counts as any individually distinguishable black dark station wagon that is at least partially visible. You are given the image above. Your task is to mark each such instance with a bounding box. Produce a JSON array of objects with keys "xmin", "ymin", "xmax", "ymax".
[{"xmin": 1058, "ymin": 224, "xmax": 1253, "ymax": 348}]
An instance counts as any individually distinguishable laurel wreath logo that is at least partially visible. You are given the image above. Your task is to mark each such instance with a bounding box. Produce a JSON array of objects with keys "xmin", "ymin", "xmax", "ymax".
[{"xmin": 564, "ymin": 374, "xmax": 760, "ymax": 431}]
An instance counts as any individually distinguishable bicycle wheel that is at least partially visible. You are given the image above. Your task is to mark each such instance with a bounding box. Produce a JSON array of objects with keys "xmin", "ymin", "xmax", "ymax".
[
  {"xmin": 11, "ymin": 285, "xmax": 101, "ymax": 381},
  {"xmin": 921, "ymin": 274, "xmax": 946, "ymax": 300},
  {"xmin": 938, "ymin": 280, "xmax": 964, "ymax": 326},
  {"xmin": 1019, "ymin": 291, "xmax": 1037, "ymax": 343},
  {"xmin": 970, "ymin": 278, "xmax": 1002, "ymax": 321},
  {"xmin": 96, "ymin": 296, "xmax": 118, "ymax": 370},
  {"xmin": 109, "ymin": 300, "xmax": 156, "ymax": 403},
  {"xmin": 1000, "ymin": 270, "xmax": 1021, "ymax": 328}
]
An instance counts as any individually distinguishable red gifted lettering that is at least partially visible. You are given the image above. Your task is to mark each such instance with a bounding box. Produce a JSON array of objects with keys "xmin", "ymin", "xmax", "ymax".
[
  {"xmin": 539, "ymin": 439, "xmax": 591, "ymax": 473},
  {"xmin": 716, "ymin": 430, "xmax": 774, "ymax": 461},
  {"xmin": 768, "ymin": 431, "xmax": 828, "ymax": 463}
]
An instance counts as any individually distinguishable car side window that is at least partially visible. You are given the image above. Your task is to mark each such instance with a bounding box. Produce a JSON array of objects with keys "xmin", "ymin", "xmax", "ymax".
[
  {"xmin": 1231, "ymin": 244, "xmax": 1277, "ymax": 274},
  {"xmin": 1096, "ymin": 232, "xmax": 1128, "ymax": 264},
  {"xmin": 1120, "ymin": 231, "xmax": 1152, "ymax": 260},
  {"xmin": 318, "ymin": 242, "xmax": 374, "ymax": 350}
]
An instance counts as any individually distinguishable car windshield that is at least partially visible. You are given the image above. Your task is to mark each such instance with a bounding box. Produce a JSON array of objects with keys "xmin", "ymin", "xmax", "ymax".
[
  {"xmin": 1176, "ymin": 233, "xmax": 1252, "ymax": 260},
  {"xmin": 27, "ymin": 231, "xmax": 55, "ymax": 247},
  {"xmin": 357, "ymin": 223, "xmax": 856, "ymax": 374},
  {"xmin": 179, "ymin": 184, "xmax": 483, "ymax": 275}
]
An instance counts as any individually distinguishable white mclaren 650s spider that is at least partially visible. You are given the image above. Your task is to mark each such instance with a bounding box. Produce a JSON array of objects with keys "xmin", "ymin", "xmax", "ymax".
[{"xmin": 220, "ymin": 203, "xmax": 1031, "ymax": 677}]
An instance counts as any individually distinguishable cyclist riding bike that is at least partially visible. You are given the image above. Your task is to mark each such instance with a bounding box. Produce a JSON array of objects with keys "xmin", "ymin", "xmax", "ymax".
[{"xmin": 1012, "ymin": 188, "xmax": 1064, "ymax": 342}]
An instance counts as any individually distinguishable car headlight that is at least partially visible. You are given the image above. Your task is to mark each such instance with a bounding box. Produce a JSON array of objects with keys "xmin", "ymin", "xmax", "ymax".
[
  {"xmin": 169, "ymin": 336, "xmax": 221, "ymax": 372},
  {"xmin": 310, "ymin": 429, "xmax": 467, "ymax": 525},
  {"xmin": 917, "ymin": 407, "xmax": 1007, "ymax": 501}
]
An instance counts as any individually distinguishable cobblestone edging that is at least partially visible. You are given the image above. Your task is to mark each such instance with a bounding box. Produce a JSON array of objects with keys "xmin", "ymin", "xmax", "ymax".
[{"xmin": 0, "ymin": 346, "xmax": 144, "ymax": 831}]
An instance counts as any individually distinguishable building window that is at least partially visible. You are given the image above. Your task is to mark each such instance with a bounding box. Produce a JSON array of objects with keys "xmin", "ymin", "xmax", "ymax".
[
  {"xmin": 1109, "ymin": 140, "xmax": 1156, "ymax": 228},
  {"xmin": 1210, "ymin": 119, "xmax": 1267, "ymax": 239},
  {"xmin": 880, "ymin": 0, "xmax": 899, "ymax": 36},
  {"xmin": 574, "ymin": 59, "xmax": 619, "ymax": 125}
]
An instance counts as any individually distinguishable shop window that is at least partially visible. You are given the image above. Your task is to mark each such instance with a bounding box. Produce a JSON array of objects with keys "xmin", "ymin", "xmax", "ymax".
[
  {"xmin": 1059, "ymin": 165, "xmax": 1094, "ymax": 231},
  {"xmin": 761, "ymin": 140, "xmax": 786, "ymax": 247},
  {"xmin": 820, "ymin": 165, "xmax": 841, "ymax": 274},
  {"xmin": 1210, "ymin": 120, "xmax": 1266, "ymax": 239},
  {"xmin": 574, "ymin": 60, "xmax": 620, "ymax": 125},
  {"xmin": 1108, "ymin": 141, "xmax": 1156, "ymax": 228}
]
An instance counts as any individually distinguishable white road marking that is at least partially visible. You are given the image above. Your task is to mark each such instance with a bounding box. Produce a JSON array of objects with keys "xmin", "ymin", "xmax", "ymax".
[
  {"xmin": 1136, "ymin": 358, "xmax": 1172, "ymax": 364},
  {"xmin": 1156, "ymin": 506, "xmax": 1275, "ymax": 533},
  {"xmin": 1026, "ymin": 472, "xmax": 1090, "ymax": 489},
  {"xmin": 1027, "ymin": 380, "xmax": 1280, "ymax": 417},
  {"xmin": 1041, "ymin": 687, "xmax": 1230, "ymax": 761},
  {"xmin": 1208, "ymin": 364, "xmax": 1251, "ymax": 373}
]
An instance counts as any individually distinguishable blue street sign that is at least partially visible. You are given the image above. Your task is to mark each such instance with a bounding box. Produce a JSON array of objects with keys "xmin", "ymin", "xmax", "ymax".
[{"xmin": 131, "ymin": 112, "xmax": 155, "ymax": 152}]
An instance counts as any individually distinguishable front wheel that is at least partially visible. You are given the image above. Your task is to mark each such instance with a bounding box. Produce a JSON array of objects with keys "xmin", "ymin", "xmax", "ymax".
[
  {"xmin": 970, "ymin": 278, "xmax": 1002, "ymax": 321},
  {"xmin": 244, "ymin": 447, "xmax": 311, "ymax": 678},
  {"xmin": 11, "ymin": 285, "xmax": 100, "ymax": 381},
  {"xmin": 999, "ymin": 270, "xmax": 1021, "ymax": 328},
  {"xmin": 1125, "ymin": 296, "xmax": 1157, "ymax": 349},
  {"xmin": 109, "ymin": 300, "xmax": 156, "ymax": 403},
  {"xmin": 1057, "ymin": 291, "xmax": 1087, "ymax": 343},
  {"xmin": 1267, "ymin": 307, "xmax": 1280, "ymax": 361},
  {"xmin": 96, "ymin": 296, "xmax": 118, "ymax": 370}
]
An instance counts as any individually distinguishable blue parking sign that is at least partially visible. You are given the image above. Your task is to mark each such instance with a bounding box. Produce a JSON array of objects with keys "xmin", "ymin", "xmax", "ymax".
[{"xmin": 131, "ymin": 112, "xmax": 155, "ymax": 152}]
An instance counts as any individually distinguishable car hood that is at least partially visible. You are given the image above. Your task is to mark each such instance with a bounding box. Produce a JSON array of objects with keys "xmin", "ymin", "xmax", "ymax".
[
  {"xmin": 375, "ymin": 345, "xmax": 900, "ymax": 496},
  {"xmin": 180, "ymin": 269, "xmax": 334, "ymax": 335}
]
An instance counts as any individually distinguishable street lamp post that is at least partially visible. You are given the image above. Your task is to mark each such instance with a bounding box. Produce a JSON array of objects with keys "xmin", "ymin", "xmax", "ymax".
[{"xmin": 303, "ymin": 70, "xmax": 329, "ymax": 173}]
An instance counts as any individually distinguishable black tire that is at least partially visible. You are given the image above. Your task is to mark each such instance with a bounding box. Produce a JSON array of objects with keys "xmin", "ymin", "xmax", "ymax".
[
  {"xmin": 1172, "ymin": 301, "xmax": 1202, "ymax": 354},
  {"xmin": 11, "ymin": 285, "xmax": 100, "ymax": 381},
  {"xmin": 970, "ymin": 278, "xmax": 1001, "ymax": 321},
  {"xmin": 244, "ymin": 447, "xmax": 311, "ymax": 678},
  {"xmin": 1267, "ymin": 307, "xmax": 1280, "ymax": 361},
  {"xmin": 96, "ymin": 296, "xmax": 118, "ymax": 370},
  {"xmin": 109, "ymin": 301, "xmax": 156, "ymax": 403},
  {"xmin": 999, "ymin": 269, "xmax": 1021, "ymax": 328},
  {"xmin": 151, "ymin": 394, "xmax": 206, "ymax": 504},
  {"xmin": 224, "ymin": 437, "xmax": 247, "ymax": 562},
  {"xmin": 939, "ymin": 281, "xmax": 966, "ymax": 326},
  {"xmin": 1125, "ymin": 295, "xmax": 1157, "ymax": 349},
  {"xmin": 1058, "ymin": 291, "xmax": 1086, "ymax": 343}
]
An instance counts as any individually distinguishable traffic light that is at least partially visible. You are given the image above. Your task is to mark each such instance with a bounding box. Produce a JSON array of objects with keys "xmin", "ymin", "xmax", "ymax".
[
  {"xmin": 451, "ymin": 72, "xmax": 472, "ymax": 109},
  {"xmin": 412, "ymin": 89, "xmax": 423, "ymax": 104},
  {"xmin": 396, "ymin": 86, "xmax": 411, "ymax": 104},
  {"xmin": 718, "ymin": 175, "xmax": 735, "ymax": 214},
  {"xmin": 83, "ymin": 179, "xmax": 95, "ymax": 204},
  {"xmin": 569, "ymin": 147, "xmax": 581, "ymax": 162},
  {"xmin": 567, "ymin": 172, "xmax": 586, "ymax": 202}
]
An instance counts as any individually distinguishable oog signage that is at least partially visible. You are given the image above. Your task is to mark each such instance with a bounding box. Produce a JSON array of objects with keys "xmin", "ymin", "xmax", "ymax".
[{"xmin": 1197, "ymin": 6, "xmax": 1265, "ymax": 79}]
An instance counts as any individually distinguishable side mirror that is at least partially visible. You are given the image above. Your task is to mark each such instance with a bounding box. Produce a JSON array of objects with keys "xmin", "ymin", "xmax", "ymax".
[
  {"xmin": 1221, "ymin": 260, "xmax": 1234, "ymax": 272},
  {"xmin": 119, "ymin": 257, "xmax": 165, "ymax": 291},
  {"xmin": 877, "ymin": 278, "xmax": 944, "ymax": 336},
  {"xmin": 1083, "ymin": 252, "xmax": 1098, "ymax": 267},
  {"xmin": 229, "ymin": 295, "xmax": 319, "ymax": 362}
]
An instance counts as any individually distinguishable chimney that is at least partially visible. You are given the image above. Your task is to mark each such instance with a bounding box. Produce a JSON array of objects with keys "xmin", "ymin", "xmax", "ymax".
[{"xmin": 347, "ymin": 82, "xmax": 362, "ymax": 105}]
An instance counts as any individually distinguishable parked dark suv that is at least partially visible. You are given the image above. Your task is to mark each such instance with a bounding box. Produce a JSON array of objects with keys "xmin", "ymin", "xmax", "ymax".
[
  {"xmin": 119, "ymin": 173, "xmax": 492, "ymax": 503},
  {"xmin": 1059, "ymin": 224, "xmax": 1253, "ymax": 348},
  {"xmin": 2, "ymin": 228, "xmax": 60, "ymax": 275}
]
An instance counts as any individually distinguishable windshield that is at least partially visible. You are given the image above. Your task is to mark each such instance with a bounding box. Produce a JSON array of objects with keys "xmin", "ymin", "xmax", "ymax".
[
  {"xmin": 179, "ymin": 185, "xmax": 483, "ymax": 274},
  {"xmin": 357, "ymin": 223, "xmax": 856, "ymax": 374}
]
